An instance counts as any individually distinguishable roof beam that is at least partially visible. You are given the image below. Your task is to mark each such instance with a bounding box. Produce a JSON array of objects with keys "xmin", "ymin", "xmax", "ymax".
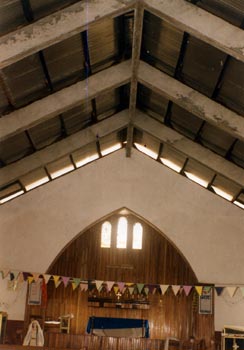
[
  {"xmin": 138, "ymin": 61, "xmax": 244, "ymax": 141},
  {"xmin": 0, "ymin": 60, "xmax": 131, "ymax": 142},
  {"xmin": 0, "ymin": 110, "xmax": 129, "ymax": 188},
  {"xmin": 126, "ymin": 2, "xmax": 144, "ymax": 157},
  {"xmin": 143, "ymin": 0, "xmax": 244, "ymax": 62},
  {"xmin": 134, "ymin": 110, "xmax": 244, "ymax": 187},
  {"xmin": 0, "ymin": 0, "xmax": 136, "ymax": 69}
]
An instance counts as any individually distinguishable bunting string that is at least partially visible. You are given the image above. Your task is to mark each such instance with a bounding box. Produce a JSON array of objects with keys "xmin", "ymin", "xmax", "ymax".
[{"xmin": 0, "ymin": 268, "xmax": 244, "ymax": 299}]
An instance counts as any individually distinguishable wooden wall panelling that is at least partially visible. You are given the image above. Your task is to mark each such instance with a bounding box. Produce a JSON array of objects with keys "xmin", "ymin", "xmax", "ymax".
[{"xmin": 24, "ymin": 212, "xmax": 214, "ymax": 347}]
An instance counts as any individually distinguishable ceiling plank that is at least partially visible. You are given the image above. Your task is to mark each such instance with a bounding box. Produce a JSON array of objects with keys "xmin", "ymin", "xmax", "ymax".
[
  {"xmin": 0, "ymin": 60, "xmax": 131, "ymax": 142},
  {"xmin": 138, "ymin": 61, "xmax": 244, "ymax": 141},
  {"xmin": 0, "ymin": 110, "xmax": 129, "ymax": 188},
  {"xmin": 134, "ymin": 110, "xmax": 244, "ymax": 187},
  {"xmin": 126, "ymin": 2, "xmax": 144, "ymax": 157},
  {"xmin": 143, "ymin": 0, "xmax": 244, "ymax": 62},
  {"xmin": 0, "ymin": 0, "xmax": 136, "ymax": 69}
]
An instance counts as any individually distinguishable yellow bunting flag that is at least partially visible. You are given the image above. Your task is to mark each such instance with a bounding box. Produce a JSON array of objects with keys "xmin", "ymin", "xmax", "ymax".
[
  {"xmin": 53, "ymin": 275, "xmax": 60, "ymax": 288},
  {"xmin": 27, "ymin": 276, "xmax": 34, "ymax": 284},
  {"xmin": 114, "ymin": 286, "xmax": 119, "ymax": 294},
  {"xmin": 1, "ymin": 269, "xmax": 9, "ymax": 279},
  {"xmin": 195, "ymin": 286, "xmax": 203, "ymax": 296},
  {"xmin": 160, "ymin": 285, "xmax": 169, "ymax": 295},
  {"xmin": 226, "ymin": 286, "xmax": 237, "ymax": 298}
]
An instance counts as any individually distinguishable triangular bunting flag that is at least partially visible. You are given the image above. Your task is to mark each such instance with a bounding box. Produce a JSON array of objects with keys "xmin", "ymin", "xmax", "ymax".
[
  {"xmin": 17, "ymin": 273, "xmax": 24, "ymax": 283},
  {"xmin": 22, "ymin": 272, "xmax": 30, "ymax": 281},
  {"xmin": 95, "ymin": 280, "xmax": 103, "ymax": 291},
  {"xmin": 27, "ymin": 276, "xmax": 34, "ymax": 284},
  {"xmin": 10, "ymin": 270, "xmax": 20, "ymax": 280},
  {"xmin": 118, "ymin": 282, "xmax": 125, "ymax": 292},
  {"xmin": 53, "ymin": 275, "xmax": 60, "ymax": 288},
  {"xmin": 80, "ymin": 283, "xmax": 88, "ymax": 292},
  {"xmin": 43, "ymin": 274, "xmax": 51, "ymax": 284},
  {"xmin": 148, "ymin": 285, "xmax": 156, "ymax": 294},
  {"xmin": 239, "ymin": 287, "xmax": 244, "ymax": 297},
  {"xmin": 2, "ymin": 269, "xmax": 9, "ymax": 279},
  {"xmin": 144, "ymin": 287, "xmax": 149, "ymax": 296},
  {"xmin": 203, "ymin": 286, "xmax": 212, "ymax": 293},
  {"xmin": 128, "ymin": 287, "xmax": 134, "ymax": 295},
  {"xmin": 61, "ymin": 276, "xmax": 70, "ymax": 287},
  {"xmin": 215, "ymin": 287, "xmax": 224, "ymax": 296},
  {"xmin": 226, "ymin": 286, "xmax": 237, "ymax": 298},
  {"xmin": 56, "ymin": 280, "xmax": 62, "ymax": 288},
  {"xmin": 160, "ymin": 285, "xmax": 169, "ymax": 295},
  {"xmin": 172, "ymin": 285, "xmax": 181, "ymax": 296},
  {"xmin": 183, "ymin": 286, "xmax": 192, "ymax": 296},
  {"xmin": 114, "ymin": 286, "xmax": 119, "ymax": 294},
  {"xmin": 195, "ymin": 286, "xmax": 203, "ymax": 296},
  {"xmin": 73, "ymin": 278, "xmax": 81, "ymax": 289},
  {"xmin": 106, "ymin": 281, "xmax": 114, "ymax": 291},
  {"xmin": 137, "ymin": 283, "xmax": 144, "ymax": 294},
  {"xmin": 32, "ymin": 273, "xmax": 40, "ymax": 282}
]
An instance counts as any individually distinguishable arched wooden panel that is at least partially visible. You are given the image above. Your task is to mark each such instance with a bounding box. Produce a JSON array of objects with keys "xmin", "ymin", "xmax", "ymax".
[{"xmin": 25, "ymin": 209, "xmax": 214, "ymax": 345}]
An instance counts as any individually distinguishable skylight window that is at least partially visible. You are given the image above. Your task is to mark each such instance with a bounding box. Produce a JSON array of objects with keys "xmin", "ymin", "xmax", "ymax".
[
  {"xmin": 134, "ymin": 143, "xmax": 158, "ymax": 159},
  {"xmin": 101, "ymin": 221, "xmax": 112, "ymax": 248},
  {"xmin": 160, "ymin": 158, "xmax": 182, "ymax": 173},
  {"xmin": 0, "ymin": 190, "xmax": 24, "ymax": 204},
  {"xmin": 184, "ymin": 172, "xmax": 209, "ymax": 188},
  {"xmin": 75, "ymin": 153, "xmax": 99, "ymax": 168},
  {"xmin": 50, "ymin": 164, "xmax": 75, "ymax": 179},
  {"xmin": 117, "ymin": 217, "xmax": 128, "ymax": 248},
  {"xmin": 211, "ymin": 186, "xmax": 233, "ymax": 201},
  {"xmin": 132, "ymin": 223, "xmax": 143, "ymax": 249},
  {"xmin": 233, "ymin": 201, "xmax": 244, "ymax": 209},
  {"xmin": 101, "ymin": 143, "xmax": 122, "ymax": 156},
  {"xmin": 25, "ymin": 176, "xmax": 49, "ymax": 191}
]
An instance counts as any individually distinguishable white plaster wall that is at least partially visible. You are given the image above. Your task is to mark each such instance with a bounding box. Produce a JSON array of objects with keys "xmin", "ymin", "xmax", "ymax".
[{"xmin": 0, "ymin": 149, "xmax": 244, "ymax": 325}]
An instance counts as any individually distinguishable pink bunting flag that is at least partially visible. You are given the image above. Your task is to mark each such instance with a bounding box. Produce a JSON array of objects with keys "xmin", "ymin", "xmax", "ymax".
[
  {"xmin": 183, "ymin": 286, "xmax": 192, "ymax": 296},
  {"xmin": 61, "ymin": 276, "xmax": 70, "ymax": 287},
  {"xmin": 106, "ymin": 281, "xmax": 114, "ymax": 291},
  {"xmin": 80, "ymin": 283, "xmax": 88, "ymax": 292},
  {"xmin": 171, "ymin": 285, "xmax": 181, "ymax": 296},
  {"xmin": 118, "ymin": 282, "xmax": 125, "ymax": 292}
]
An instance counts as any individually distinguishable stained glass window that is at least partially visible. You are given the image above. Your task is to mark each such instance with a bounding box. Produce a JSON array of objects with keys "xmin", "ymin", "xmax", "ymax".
[{"xmin": 101, "ymin": 221, "xmax": 112, "ymax": 248}]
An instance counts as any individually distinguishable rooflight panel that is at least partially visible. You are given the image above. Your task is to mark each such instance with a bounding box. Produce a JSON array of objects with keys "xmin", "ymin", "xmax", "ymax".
[
  {"xmin": 233, "ymin": 192, "xmax": 244, "ymax": 210},
  {"xmin": 134, "ymin": 131, "xmax": 160, "ymax": 160},
  {"xmin": 160, "ymin": 144, "xmax": 186, "ymax": 173},
  {"xmin": 183, "ymin": 159, "xmax": 215, "ymax": 188},
  {"xmin": 72, "ymin": 143, "xmax": 99, "ymax": 168},
  {"xmin": 100, "ymin": 132, "xmax": 123, "ymax": 156},
  {"xmin": 0, "ymin": 182, "xmax": 24, "ymax": 204},
  {"xmin": 20, "ymin": 168, "xmax": 49, "ymax": 191},
  {"xmin": 211, "ymin": 175, "xmax": 242, "ymax": 202},
  {"xmin": 47, "ymin": 156, "xmax": 75, "ymax": 179}
]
